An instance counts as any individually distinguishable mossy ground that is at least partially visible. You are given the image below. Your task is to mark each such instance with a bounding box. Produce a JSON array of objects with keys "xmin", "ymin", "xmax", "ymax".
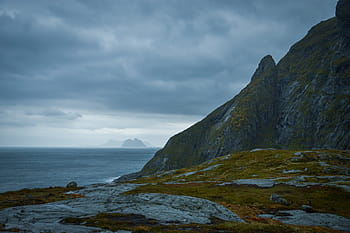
[
  {"xmin": 133, "ymin": 149, "xmax": 350, "ymax": 183},
  {"xmin": 0, "ymin": 186, "xmax": 83, "ymax": 210},
  {"xmin": 124, "ymin": 183, "xmax": 350, "ymax": 219},
  {"xmin": 62, "ymin": 149, "xmax": 350, "ymax": 233}
]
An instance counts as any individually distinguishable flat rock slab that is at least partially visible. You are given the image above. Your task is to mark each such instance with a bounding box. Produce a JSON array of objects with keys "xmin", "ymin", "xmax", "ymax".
[
  {"xmin": 0, "ymin": 183, "xmax": 243, "ymax": 232},
  {"xmin": 224, "ymin": 176, "xmax": 350, "ymax": 191},
  {"xmin": 259, "ymin": 210, "xmax": 350, "ymax": 232},
  {"xmin": 107, "ymin": 192, "xmax": 243, "ymax": 224},
  {"xmin": 229, "ymin": 178, "xmax": 277, "ymax": 188}
]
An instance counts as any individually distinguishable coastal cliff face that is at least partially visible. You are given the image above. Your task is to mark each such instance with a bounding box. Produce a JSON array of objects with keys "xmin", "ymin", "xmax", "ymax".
[{"xmin": 139, "ymin": 1, "xmax": 350, "ymax": 175}]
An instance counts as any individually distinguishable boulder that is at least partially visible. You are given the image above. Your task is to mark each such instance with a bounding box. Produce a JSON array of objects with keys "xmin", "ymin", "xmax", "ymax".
[
  {"xmin": 66, "ymin": 181, "xmax": 77, "ymax": 188},
  {"xmin": 301, "ymin": 205, "xmax": 313, "ymax": 212},
  {"xmin": 270, "ymin": 193, "xmax": 289, "ymax": 206}
]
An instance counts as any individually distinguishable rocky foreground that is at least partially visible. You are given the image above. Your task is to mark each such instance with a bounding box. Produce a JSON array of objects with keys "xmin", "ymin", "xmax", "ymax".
[
  {"xmin": 0, "ymin": 149, "xmax": 349, "ymax": 232},
  {"xmin": 0, "ymin": 183, "xmax": 242, "ymax": 232}
]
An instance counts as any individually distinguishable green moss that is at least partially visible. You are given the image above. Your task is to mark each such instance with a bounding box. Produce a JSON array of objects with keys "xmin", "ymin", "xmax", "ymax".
[
  {"xmin": 134, "ymin": 150, "xmax": 349, "ymax": 185},
  {"xmin": 127, "ymin": 149, "xmax": 350, "ymax": 228},
  {"xmin": 124, "ymin": 182, "xmax": 350, "ymax": 219},
  {"xmin": 0, "ymin": 187, "xmax": 83, "ymax": 210},
  {"xmin": 63, "ymin": 213, "xmax": 160, "ymax": 232}
]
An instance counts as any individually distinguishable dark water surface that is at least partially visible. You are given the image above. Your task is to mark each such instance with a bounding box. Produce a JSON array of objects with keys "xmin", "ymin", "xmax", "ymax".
[{"xmin": 0, "ymin": 147, "xmax": 157, "ymax": 193}]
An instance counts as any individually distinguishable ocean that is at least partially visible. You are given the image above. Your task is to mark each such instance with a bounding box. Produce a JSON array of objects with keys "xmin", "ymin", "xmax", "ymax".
[{"xmin": 0, "ymin": 147, "xmax": 157, "ymax": 193}]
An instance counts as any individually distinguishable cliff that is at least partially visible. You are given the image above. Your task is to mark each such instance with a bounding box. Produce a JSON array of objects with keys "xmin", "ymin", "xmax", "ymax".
[{"xmin": 136, "ymin": 1, "xmax": 350, "ymax": 176}]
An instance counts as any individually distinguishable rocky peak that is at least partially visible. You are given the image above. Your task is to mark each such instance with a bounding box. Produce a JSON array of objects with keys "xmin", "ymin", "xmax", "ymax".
[
  {"xmin": 251, "ymin": 55, "xmax": 276, "ymax": 81},
  {"xmin": 129, "ymin": 3, "xmax": 349, "ymax": 177},
  {"xmin": 336, "ymin": 0, "xmax": 350, "ymax": 40},
  {"xmin": 259, "ymin": 55, "xmax": 276, "ymax": 70}
]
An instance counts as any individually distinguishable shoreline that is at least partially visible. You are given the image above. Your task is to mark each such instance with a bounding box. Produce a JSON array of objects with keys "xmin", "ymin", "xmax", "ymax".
[
  {"xmin": 0, "ymin": 147, "xmax": 157, "ymax": 194},
  {"xmin": 0, "ymin": 149, "xmax": 349, "ymax": 233}
]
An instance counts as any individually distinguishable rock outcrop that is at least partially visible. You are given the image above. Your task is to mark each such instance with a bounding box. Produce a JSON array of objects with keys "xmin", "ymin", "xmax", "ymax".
[
  {"xmin": 133, "ymin": 0, "xmax": 350, "ymax": 176},
  {"xmin": 259, "ymin": 210, "xmax": 350, "ymax": 232},
  {"xmin": 0, "ymin": 183, "xmax": 243, "ymax": 232},
  {"xmin": 66, "ymin": 181, "xmax": 77, "ymax": 188},
  {"xmin": 270, "ymin": 193, "xmax": 289, "ymax": 206}
]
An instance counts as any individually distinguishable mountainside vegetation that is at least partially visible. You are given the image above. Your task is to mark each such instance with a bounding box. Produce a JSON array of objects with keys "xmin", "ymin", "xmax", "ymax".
[{"xmin": 134, "ymin": 0, "xmax": 350, "ymax": 177}]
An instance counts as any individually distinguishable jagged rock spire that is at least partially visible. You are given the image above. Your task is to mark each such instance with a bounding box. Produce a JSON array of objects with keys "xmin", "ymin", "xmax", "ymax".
[{"xmin": 251, "ymin": 55, "xmax": 276, "ymax": 81}]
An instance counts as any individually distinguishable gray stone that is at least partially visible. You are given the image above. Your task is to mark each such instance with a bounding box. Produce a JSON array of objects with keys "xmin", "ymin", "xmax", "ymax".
[
  {"xmin": 270, "ymin": 193, "xmax": 289, "ymax": 206},
  {"xmin": 301, "ymin": 205, "xmax": 313, "ymax": 212},
  {"xmin": 259, "ymin": 210, "xmax": 350, "ymax": 232},
  {"xmin": 223, "ymin": 176, "xmax": 350, "ymax": 192},
  {"xmin": 0, "ymin": 183, "xmax": 243, "ymax": 232},
  {"xmin": 66, "ymin": 181, "xmax": 77, "ymax": 188},
  {"xmin": 250, "ymin": 148, "xmax": 276, "ymax": 152},
  {"xmin": 230, "ymin": 178, "xmax": 277, "ymax": 188},
  {"xmin": 282, "ymin": 169, "xmax": 302, "ymax": 174},
  {"xmin": 174, "ymin": 164, "xmax": 223, "ymax": 178},
  {"xmin": 175, "ymin": 171, "xmax": 197, "ymax": 177},
  {"xmin": 291, "ymin": 151, "xmax": 312, "ymax": 162},
  {"xmin": 111, "ymin": 193, "xmax": 244, "ymax": 224},
  {"xmin": 200, "ymin": 164, "xmax": 223, "ymax": 172}
]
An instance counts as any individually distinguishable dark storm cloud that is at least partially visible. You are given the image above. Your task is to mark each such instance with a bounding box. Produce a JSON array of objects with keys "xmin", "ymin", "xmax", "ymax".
[{"xmin": 0, "ymin": 0, "xmax": 337, "ymax": 116}]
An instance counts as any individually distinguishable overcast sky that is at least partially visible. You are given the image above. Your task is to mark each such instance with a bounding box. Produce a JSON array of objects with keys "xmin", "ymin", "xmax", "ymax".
[{"xmin": 0, "ymin": 0, "xmax": 336, "ymax": 147}]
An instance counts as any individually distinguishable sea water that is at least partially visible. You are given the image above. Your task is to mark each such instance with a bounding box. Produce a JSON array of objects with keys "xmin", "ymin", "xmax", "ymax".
[{"xmin": 0, "ymin": 147, "xmax": 157, "ymax": 193}]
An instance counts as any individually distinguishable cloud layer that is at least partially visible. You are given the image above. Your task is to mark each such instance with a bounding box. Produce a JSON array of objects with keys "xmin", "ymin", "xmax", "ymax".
[{"xmin": 0, "ymin": 0, "xmax": 336, "ymax": 146}]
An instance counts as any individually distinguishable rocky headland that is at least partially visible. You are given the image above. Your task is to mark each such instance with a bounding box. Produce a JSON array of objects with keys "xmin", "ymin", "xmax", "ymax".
[
  {"xmin": 132, "ymin": 0, "xmax": 350, "ymax": 177},
  {"xmin": 0, "ymin": 1, "xmax": 349, "ymax": 232}
]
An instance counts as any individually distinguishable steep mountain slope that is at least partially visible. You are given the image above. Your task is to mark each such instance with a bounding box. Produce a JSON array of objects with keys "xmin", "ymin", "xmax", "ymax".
[{"xmin": 137, "ymin": 1, "xmax": 350, "ymax": 176}]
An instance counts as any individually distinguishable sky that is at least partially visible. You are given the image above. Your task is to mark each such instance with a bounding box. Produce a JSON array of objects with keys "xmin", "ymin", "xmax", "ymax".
[{"xmin": 0, "ymin": 0, "xmax": 337, "ymax": 147}]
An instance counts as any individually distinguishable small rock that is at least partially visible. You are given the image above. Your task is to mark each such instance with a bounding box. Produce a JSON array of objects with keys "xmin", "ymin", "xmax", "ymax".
[
  {"xmin": 301, "ymin": 205, "xmax": 313, "ymax": 212},
  {"xmin": 291, "ymin": 152, "xmax": 305, "ymax": 162},
  {"xmin": 66, "ymin": 181, "xmax": 77, "ymax": 188},
  {"xmin": 270, "ymin": 193, "xmax": 289, "ymax": 205},
  {"xmin": 282, "ymin": 169, "xmax": 302, "ymax": 174}
]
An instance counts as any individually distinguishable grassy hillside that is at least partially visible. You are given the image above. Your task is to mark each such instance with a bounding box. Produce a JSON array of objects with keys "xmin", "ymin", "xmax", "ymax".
[
  {"xmin": 66, "ymin": 149, "xmax": 350, "ymax": 232},
  {"xmin": 129, "ymin": 149, "xmax": 350, "ymax": 218}
]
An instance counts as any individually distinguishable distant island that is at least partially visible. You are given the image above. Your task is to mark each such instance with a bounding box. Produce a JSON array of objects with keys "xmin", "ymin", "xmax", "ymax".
[
  {"xmin": 121, "ymin": 138, "xmax": 147, "ymax": 148},
  {"xmin": 99, "ymin": 138, "xmax": 150, "ymax": 148}
]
